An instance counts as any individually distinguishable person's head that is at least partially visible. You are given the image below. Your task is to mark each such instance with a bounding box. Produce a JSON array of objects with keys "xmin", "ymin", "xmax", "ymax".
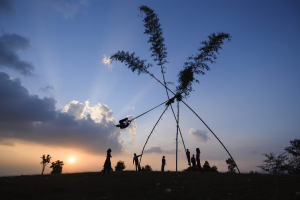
[
  {"xmin": 187, "ymin": 149, "xmax": 189, "ymax": 152},
  {"xmin": 196, "ymin": 148, "xmax": 200, "ymax": 153},
  {"xmin": 163, "ymin": 156, "xmax": 165, "ymax": 158},
  {"xmin": 107, "ymin": 148, "xmax": 111, "ymax": 153},
  {"xmin": 192, "ymin": 154, "xmax": 195, "ymax": 157},
  {"xmin": 134, "ymin": 153, "xmax": 136, "ymax": 156}
]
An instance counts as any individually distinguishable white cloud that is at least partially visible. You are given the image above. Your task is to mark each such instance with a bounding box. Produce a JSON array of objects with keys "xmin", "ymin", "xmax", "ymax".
[
  {"xmin": 102, "ymin": 55, "xmax": 113, "ymax": 69},
  {"xmin": 189, "ymin": 128, "xmax": 210, "ymax": 142},
  {"xmin": 0, "ymin": 72, "xmax": 122, "ymax": 155},
  {"xmin": 64, "ymin": 100, "xmax": 85, "ymax": 119},
  {"xmin": 127, "ymin": 115, "xmax": 137, "ymax": 139}
]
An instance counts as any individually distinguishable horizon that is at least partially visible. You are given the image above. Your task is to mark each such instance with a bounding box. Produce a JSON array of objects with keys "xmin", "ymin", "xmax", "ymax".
[{"xmin": 0, "ymin": 0, "xmax": 299, "ymax": 176}]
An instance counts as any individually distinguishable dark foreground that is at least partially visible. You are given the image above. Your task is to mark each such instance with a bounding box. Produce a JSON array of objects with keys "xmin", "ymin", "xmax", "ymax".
[{"xmin": 1, "ymin": 171, "xmax": 299, "ymax": 200}]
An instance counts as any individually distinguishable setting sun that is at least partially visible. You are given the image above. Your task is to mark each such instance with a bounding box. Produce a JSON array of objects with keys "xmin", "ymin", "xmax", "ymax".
[{"xmin": 69, "ymin": 158, "xmax": 75, "ymax": 162}]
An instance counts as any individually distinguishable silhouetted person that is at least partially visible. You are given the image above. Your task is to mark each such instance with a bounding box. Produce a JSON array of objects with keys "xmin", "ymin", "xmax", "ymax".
[
  {"xmin": 103, "ymin": 148, "xmax": 112, "ymax": 175},
  {"xmin": 116, "ymin": 118, "xmax": 131, "ymax": 129},
  {"xmin": 133, "ymin": 153, "xmax": 141, "ymax": 171},
  {"xmin": 191, "ymin": 154, "xmax": 196, "ymax": 170},
  {"xmin": 196, "ymin": 148, "xmax": 204, "ymax": 173},
  {"xmin": 161, "ymin": 156, "xmax": 166, "ymax": 172},
  {"xmin": 186, "ymin": 149, "xmax": 191, "ymax": 166}
]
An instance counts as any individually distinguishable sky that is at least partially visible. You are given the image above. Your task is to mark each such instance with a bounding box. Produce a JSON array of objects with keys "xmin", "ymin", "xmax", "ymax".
[{"xmin": 0, "ymin": 0, "xmax": 299, "ymax": 176}]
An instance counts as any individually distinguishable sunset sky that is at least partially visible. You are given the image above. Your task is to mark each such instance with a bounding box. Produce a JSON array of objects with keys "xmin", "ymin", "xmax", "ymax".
[{"xmin": 0, "ymin": 0, "xmax": 299, "ymax": 176}]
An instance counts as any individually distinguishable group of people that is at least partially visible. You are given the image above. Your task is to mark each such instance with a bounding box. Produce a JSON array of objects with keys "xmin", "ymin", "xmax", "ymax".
[
  {"xmin": 102, "ymin": 147, "xmax": 203, "ymax": 174},
  {"xmin": 186, "ymin": 148, "xmax": 204, "ymax": 172}
]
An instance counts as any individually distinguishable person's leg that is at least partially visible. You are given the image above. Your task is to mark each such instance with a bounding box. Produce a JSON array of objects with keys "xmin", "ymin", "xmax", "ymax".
[{"xmin": 135, "ymin": 164, "xmax": 138, "ymax": 171}]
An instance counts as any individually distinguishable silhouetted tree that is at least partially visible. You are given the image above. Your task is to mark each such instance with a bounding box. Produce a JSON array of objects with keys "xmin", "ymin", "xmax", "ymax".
[
  {"xmin": 115, "ymin": 160, "xmax": 126, "ymax": 171},
  {"xmin": 226, "ymin": 158, "xmax": 237, "ymax": 173},
  {"xmin": 144, "ymin": 165, "xmax": 152, "ymax": 171},
  {"xmin": 202, "ymin": 161, "xmax": 211, "ymax": 172},
  {"xmin": 285, "ymin": 139, "xmax": 300, "ymax": 174},
  {"xmin": 257, "ymin": 153, "xmax": 288, "ymax": 175},
  {"xmin": 50, "ymin": 160, "xmax": 64, "ymax": 174},
  {"xmin": 40, "ymin": 154, "xmax": 51, "ymax": 175},
  {"xmin": 211, "ymin": 165, "xmax": 218, "ymax": 172},
  {"xmin": 111, "ymin": 5, "xmax": 231, "ymax": 99}
]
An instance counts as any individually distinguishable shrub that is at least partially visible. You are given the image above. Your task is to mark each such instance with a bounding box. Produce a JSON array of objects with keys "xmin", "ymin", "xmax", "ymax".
[
  {"xmin": 50, "ymin": 160, "xmax": 64, "ymax": 174},
  {"xmin": 115, "ymin": 161, "xmax": 126, "ymax": 171},
  {"xmin": 144, "ymin": 165, "xmax": 152, "ymax": 171}
]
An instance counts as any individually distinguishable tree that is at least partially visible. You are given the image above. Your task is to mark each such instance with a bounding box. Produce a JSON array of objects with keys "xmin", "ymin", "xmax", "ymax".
[
  {"xmin": 226, "ymin": 158, "xmax": 237, "ymax": 173},
  {"xmin": 50, "ymin": 160, "xmax": 64, "ymax": 174},
  {"xmin": 115, "ymin": 161, "xmax": 126, "ymax": 171},
  {"xmin": 257, "ymin": 153, "xmax": 288, "ymax": 175},
  {"xmin": 40, "ymin": 154, "xmax": 51, "ymax": 175},
  {"xmin": 202, "ymin": 161, "xmax": 211, "ymax": 172},
  {"xmin": 111, "ymin": 6, "xmax": 231, "ymax": 99},
  {"xmin": 144, "ymin": 165, "xmax": 152, "ymax": 171},
  {"xmin": 211, "ymin": 165, "xmax": 219, "ymax": 172},
  {"xmin": 285, "ymin": 139, "xmax": 300, "ymax": 174}
]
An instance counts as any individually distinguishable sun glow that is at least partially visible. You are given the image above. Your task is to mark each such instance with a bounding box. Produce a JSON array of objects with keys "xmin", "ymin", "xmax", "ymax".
[{"xmin": 69, "ymin": 157, "xmax": 75, "ymax": 162}]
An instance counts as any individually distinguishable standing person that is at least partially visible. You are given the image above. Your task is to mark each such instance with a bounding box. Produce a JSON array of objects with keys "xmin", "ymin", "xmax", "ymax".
[
  {"xmin": 103, "ymin": 148, "xmax": 112, "ymax": 175},
  {"xmin": 191, "ymin": 154, "xmax": 196, "ymax": 171},
  {"xmin": 186, "ymin": 149, "xmax": 191, "ymax": 166},
  {"xmin": 196, "ymin": 148, "xmax": 204, "ymax": 173},
  {"xmin": 133, "ymin": 153, "xmax": 141, "ymax": 171},
  {"xmin": 161, "ymin": 156, "xmax": 166, "ymax": 172}
]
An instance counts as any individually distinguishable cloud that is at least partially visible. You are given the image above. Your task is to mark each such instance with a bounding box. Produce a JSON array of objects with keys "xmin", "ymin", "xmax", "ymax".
[
  {"xmin": 250, "ymin": 151, "xmax": 260, "ymax": 155},
  {"xmin": 0, "ymin": 72, "xmax": 122, "ymax": 155},
  {"xmin": 0, "ymin": 0, "xmax": 14, "ymax": 15},
  {"xmin": 0, "ymin": 32, "xmax": 34, "ymax": 75},
  {"xmin": 127, "ymin": 115, "xmax": 137, "ymax": 139},
  {"xmin": 102, "ymin": 55, "xmax": 113, "ymax": 69},
  {"xmin": 144, "ymin": 146, "xmax": 175, "ymax": 154},
  {"xmin": 189, "ymin": 128, "xmax": 210, "ymax": 142},
  {"xmin": 40, "ymin": 85, "xmax": 54, "ymax": 92},
  {"xmin": 0, "ymin": 138, "xmax": 14, "ymax": 146},
  {"xmin": 45, "ymin": 0, "xmax": 89, "ymax": 19}
]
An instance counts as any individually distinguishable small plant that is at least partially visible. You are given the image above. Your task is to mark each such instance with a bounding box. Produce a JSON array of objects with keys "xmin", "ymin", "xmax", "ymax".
[
  {"xmin": 40, "ymin": 154, "xmax": 51, "ymax": 175},
  {"xmin": 144, "ymin": 165, "xmax": 152, "ymax": 171},
  {"xmin": 50, "ymin": 160, "xmax": 64, "ymax": 174},
  {"xmin": 226, "ymin": 158, "xmax": 237, "ymax": 173},
  {"xmin": 115, "ymin": 161, "xmax": 126, "ymax": 171},
  {"xmin": 257, "ymin": 153, "xmax": 288, "ymax": 175}
]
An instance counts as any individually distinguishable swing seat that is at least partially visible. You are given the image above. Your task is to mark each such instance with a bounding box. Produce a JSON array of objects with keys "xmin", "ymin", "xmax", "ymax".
[{"xmin": 116, "ymin": 118, "xmax": 131, "ymax": 129}]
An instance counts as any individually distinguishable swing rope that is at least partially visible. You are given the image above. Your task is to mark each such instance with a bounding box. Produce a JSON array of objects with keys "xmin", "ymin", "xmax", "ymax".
[
  {"xmin": 129, "ymin": 99, "xmax": 169, "ymax": 122},
  {"xmin": 141, "ymin": 66, "xmax": 240, "ymax": 173},
  {"xmin": 139, "ymin": 105, "xmax": 169, "ymax": 164},
  {"xmin": 182, "ymin": 101, "xmax": 241, "ymax": 173}
]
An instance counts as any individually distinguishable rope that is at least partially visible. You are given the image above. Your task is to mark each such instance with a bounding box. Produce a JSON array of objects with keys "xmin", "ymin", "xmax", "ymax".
[
  {"xmin": 139, "ymin": 105, "xmax": 169, "ymax": 164},
  {"xmin": 142, "ymin": 66, "xmax": 240, "ymax": 173},
  {"xmin": 129, "ymin": 99, "xmax": 169, "ymax": 122},
  {"xmin": 158, "ymin": 64, "xmax": 187, "ymax": 153},
  {"xmin": 181, "ymin": 101, "xmax": 241, "ymax": 173}
]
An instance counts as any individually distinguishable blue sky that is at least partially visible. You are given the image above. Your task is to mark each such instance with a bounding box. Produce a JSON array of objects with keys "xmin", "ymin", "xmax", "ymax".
[{"xmin": 0, "ymin": 0, "xmax": 299, "ymax": 175}]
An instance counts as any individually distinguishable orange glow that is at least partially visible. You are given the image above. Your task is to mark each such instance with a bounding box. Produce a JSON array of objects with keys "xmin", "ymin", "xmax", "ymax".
[{"xmin": 69, "ymin": 158, "xmax": 75, "ymax": 163}]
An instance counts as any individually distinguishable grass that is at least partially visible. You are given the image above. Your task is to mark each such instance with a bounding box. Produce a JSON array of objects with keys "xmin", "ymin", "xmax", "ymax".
[{"xmin": 1, "ymin": 171, "xmax": 300, "ymax": 200}]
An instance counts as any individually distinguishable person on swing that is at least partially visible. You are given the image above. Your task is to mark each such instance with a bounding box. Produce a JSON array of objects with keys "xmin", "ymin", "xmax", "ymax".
[
  {"xmin": 116, "ymin": 118, "xmax": 131, "ymax": 129},
  {"xmin": 133, "ymin": 153, "xmax": 142, "ymax": 171}
]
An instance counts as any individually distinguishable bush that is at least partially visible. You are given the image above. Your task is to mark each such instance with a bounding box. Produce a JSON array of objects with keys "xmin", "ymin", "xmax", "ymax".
[
  {"xmin": 50, "ymin": 160, "xmax": 64, "ymax": 174},
  {"xmin": 115, "ymin": 161, "xmax": 126, "ymax": 171},
  {"xmin": 144, "ymin": 165, "xmax": 152, "ymax": 171}
]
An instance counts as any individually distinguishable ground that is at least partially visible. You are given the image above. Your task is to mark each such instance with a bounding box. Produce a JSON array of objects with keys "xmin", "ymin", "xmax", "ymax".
[{"xmin": 1, "ymin": 171, "xmax": 300, "ymax": 200}]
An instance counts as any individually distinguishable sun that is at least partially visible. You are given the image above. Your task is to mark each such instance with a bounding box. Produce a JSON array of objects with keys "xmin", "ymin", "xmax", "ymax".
[{"xmin": 69, "ymin": 157, "xmax": 75, "ymax": 162}]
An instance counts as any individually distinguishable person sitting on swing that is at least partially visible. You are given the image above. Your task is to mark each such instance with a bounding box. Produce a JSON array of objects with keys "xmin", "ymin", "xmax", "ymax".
[{"xmin": 116, "ymin": 118, "xmax": 131, "ymax": 129}]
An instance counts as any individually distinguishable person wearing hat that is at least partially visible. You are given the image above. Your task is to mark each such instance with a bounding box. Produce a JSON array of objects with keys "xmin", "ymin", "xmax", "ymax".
[
  {"xmin": 103, "ymin": 148, "xmax": 112, "ymax": 175},
  {"xmin": 161, "ymin": 156, "xmax": 166, "ymax": 172}
]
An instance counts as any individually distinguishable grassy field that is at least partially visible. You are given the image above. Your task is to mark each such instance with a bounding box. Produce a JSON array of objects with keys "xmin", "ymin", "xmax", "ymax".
[{"xmin": 1, "ymin": 171, "xmax": 300, "ymax": 200}]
